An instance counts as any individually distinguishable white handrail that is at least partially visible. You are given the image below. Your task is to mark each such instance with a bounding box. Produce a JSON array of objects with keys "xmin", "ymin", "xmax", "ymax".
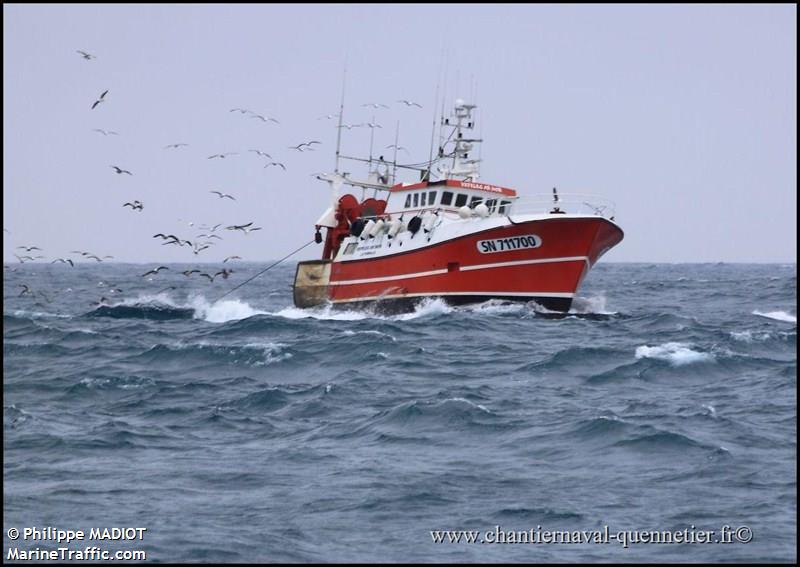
[{"xmin": 507, "ymin": 193, "xmax": 616, "ymax": 219}]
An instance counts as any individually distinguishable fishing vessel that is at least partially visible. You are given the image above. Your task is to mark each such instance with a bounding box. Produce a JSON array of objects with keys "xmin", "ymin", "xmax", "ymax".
[{"xmin": 293, "ymin": 98, "xmax": 623, "ymax": 313}]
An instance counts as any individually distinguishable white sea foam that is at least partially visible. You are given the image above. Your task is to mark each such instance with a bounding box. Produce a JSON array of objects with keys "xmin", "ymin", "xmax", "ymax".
[
  {"xmin": 273, "ymin": 304, "xmax": 374, "ymax": 321},
  {"xmin": 243, "ymin": 342, "xmax": 293, "ymax": 365},
  {"xmin": 395, "ymin": 298, "xmax": 452, "ymax": 320},
  {"xmin": 440, "ymin": 397, "xmax": 492, "ymax": 414},
  {"xmin": 10, "ymin": 309, "xmax": 71, "ymax": 319},
  {"xmin": 462, "ymin": 299, "xmax": 526, "ymax": 315},
  {"xmin": 118, "ymin": 292, "xmax": 181, "ymax": 307},
  {"xmin": 340, "ymin": 330, "xmax": 397, "ymax": 341},
  {"xmin": 172, "ymin": 340, "xmax": 291, "ymax": 365},
  {"xmin": 752, "ymin": 310, "xmax": 796, "ymax": 324},
  {"xmin": 730, "ymin": 330, "xmax": 774, "ymax": 343},
  {"xmin": 634, "ymin": 342, "xmax": 714, "ymax": 366},
  {"xmin": 272, "ymin": 297, "xmax": 452, "ymax": 321},
  {"xmin": 702, "ymin": 404, "xmax": 717, "ymax": 418},
  {"xmin": 190, "ymin": 296, "xmax": 267, "ymax": 323},
  {"xmin": 569, "ymin": 295, "xmax": 617, "ymax": 315}
]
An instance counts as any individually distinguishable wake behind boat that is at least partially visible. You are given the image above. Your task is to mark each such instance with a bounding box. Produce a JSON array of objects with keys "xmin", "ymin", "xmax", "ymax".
[{"xmin": 294, "ymin": 99, "xmax": 623, "ymax": 313}]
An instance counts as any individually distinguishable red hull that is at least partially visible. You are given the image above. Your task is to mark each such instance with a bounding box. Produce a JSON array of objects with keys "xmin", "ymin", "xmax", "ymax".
[{"xmin": 327, "ymin": 217, "xmax": 623, "ymax": 311}]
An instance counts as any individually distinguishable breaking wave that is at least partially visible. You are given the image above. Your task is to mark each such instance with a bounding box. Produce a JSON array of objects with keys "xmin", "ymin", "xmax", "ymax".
[{"xmin": 634, "ymin": 342, "xmax": 715, "ymax": 366}]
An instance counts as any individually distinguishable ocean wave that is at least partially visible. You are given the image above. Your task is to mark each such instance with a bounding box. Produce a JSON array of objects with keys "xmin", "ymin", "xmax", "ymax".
[
  {"xmin": 752, "ymin": 310, "xmax": 796, "ymax": 323},
  {"xmin": 338, "ymin": 330, "xmax": 397, "ymax": 342},
  {"xmin": 272, "ymin": 297, "xmax": 453, "ymax": 321},
  {"xmin": 82, "ymin": 293, "xmax": 267, "ymax": 323},
  {"xmin": 8, "ymin": 309, "xmax": 71, "ymax": 320},
  {"xmin": 85, "ymin": 294, "xmax": 195, "ymax": 320},
  {"xmin": 728, "ymin": 329, "xmax": 794, "ymax": 343},
  {"xmin": 133, "ymin": 341, "xmax": 292, "ymax": 367},
  {"xmin": 613, "ymin": 430, "xmax": 726, "ymax": 454},
  {"xmin": 634, "ymin": 342, "xmax": 714, "ymax": 366},
  {"xmin": 190, "ymin": 296, "xmax": 267, "ymax": 323},
  {"xmin": 569, "ymin": 294, "xmax": 618, "ymax": 315}
]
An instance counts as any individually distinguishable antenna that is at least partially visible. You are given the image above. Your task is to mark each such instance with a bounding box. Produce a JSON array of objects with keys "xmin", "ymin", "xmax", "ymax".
[
  {"xmin": 427, "ymin": 76, "xmax": 440, "ymax": 183},
  {"xmin": 368, "ymin": 114, "xmax": 375, "ymax": 165},
  {"xmin": 334, "ymin": 61, "xmax": 347, "ymax": 174},
  {"xmin": 392, "ymin": 120, "xmax": 399, "ymax": 184}
]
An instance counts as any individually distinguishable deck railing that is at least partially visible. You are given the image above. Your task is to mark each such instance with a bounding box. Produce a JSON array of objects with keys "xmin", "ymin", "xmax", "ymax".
[{"xmin": 506, "ymin": 193, "xmax": 617, "ymax": 220}]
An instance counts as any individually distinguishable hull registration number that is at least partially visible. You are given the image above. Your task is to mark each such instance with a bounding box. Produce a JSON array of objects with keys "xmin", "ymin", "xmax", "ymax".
[{"xmin": 477, "ymin": 234, "xmax": 542, "ymax": 254}]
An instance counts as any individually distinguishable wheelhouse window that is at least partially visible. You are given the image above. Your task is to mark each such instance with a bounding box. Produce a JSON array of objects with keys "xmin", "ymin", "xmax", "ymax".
[
  {"xmin": 454, "ymin": 193, "xmax": 468, "ymax": 207},
  {"xmin": 440, "ymin": 191, "xmax": 453, "ymax": 206},
  {"xmin": 404, "ymin": 194, "xmax": 411, "ymax": 208},
  {"xmin": 421, "ymin": 192, "xmax": 427, "ymax": 206},
  {"xmin": 469, "ymin": 196, "xmax": 483, "ymax": 209},
  {"xmin": 413, "ymin": 193, "xmax": 419, "ymax": 207},
  {"xmin": 486, "ymin": 199, "xmax": 497, "ymax": 213},
  {"xmin": 429, "ymin": 191, "xmax": 437, "ymax": 205},
  {"xmin": 498, "ymin": 200, "xmax": 511, "ymax": 214}
]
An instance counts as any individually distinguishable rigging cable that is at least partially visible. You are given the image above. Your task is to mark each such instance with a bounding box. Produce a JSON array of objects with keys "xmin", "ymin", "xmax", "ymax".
[{"xmin": 213, "ymin": 240, "xmax": 316, "ymax": 303}]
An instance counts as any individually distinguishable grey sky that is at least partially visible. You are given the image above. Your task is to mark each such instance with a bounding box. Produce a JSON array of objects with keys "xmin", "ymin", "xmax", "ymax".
[{"xmin": 3, "ymin": 4, "xmax": 796, "ymax": 264}]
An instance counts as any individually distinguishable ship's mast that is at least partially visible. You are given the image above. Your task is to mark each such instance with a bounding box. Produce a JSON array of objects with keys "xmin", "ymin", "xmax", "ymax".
[
  {"xmin": 437, "ymin": 99, "xmax": 482, "ymax": 181},
  {"xmin": 334, "ymin": 65, "xmax": 346, "ymax": 174}
]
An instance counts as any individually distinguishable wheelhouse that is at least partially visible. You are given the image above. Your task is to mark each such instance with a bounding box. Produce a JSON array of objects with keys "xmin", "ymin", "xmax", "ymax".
[{"xmin": 387, "ymin": 179, "xmax": 517, "ymax": 217}]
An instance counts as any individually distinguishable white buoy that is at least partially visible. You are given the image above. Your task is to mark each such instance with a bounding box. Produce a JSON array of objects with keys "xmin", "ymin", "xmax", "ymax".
[
  {"xmin": 422, "ymin": 211, "xmax": 437, "ymax": 232},
  {"xmin": 368, "ymin": 219, "xmax": 386, "ymax": 237},
  {"xmin": 458, "ymin": 205, "xmax": 472, "ymax": 219},
  {"xmin": 474, "ymin": 203, "xmax": 489, "ymax": 218},
  {"xmin": 360, "ymin": 219, "xmax": 376, "ymax": 239},
  {"xmin": 387, "ymin": 218, "xmax": 402, "ymax": 238}
]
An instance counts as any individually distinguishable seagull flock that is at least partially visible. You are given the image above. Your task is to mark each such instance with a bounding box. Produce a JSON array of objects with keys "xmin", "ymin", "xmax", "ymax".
[{"xmin": 6, "ymin": 48, "xmax": 424, "ymax": 307}]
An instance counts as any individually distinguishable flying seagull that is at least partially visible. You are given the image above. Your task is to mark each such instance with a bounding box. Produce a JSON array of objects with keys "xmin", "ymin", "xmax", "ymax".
[
  {"xmin": 397, "ymin": 99, "xmax": 423, "ymax": 108},
  {"xmin": 386, "ymin": 144, "xmax": 409, "ymax": 154},
  {"xmin": 289, "ymin": 141, "xmax": 321, "ymax": 152},
  {"xmin": 214, "ymin": 268, "xmax": 234, "ymax": 280},
  {"xmin": 250, "ymin": 113, "xmax": 279, "ymax": 124},
  {"xmin": 111, "ymin": 165, "xmax": 133, "ymax": 175},
  {"xmin": 164, "ymin": 143, "xmax": 189, "ymax": 149},
  {"xmin": 210, "ymin": 190, "xmax": 236, "ymax": 200},
  {"xmin": 141, "ymin": 266, "xmax": 169, "ymax": 277},
  {"xmin": 337, "ymin": 123, "xmax": 364, "ymax": 130},
  {"xmin": 182, "ymin": 269, "xmax": 201, "ymax": 276},
  {"xmin": 91, "ymin": 90, "xmax": 108, "ymax": 110},
  {"xmin": 317, "ymin": 113, "xmax": 339, "ymax": 120},
  {"xmin": 249, "ymin": 149, "xmax": 272, "ymax": 158},
  {"xmin": 226, "ymin": 222, "xmax": 260, "ymax": 233},
  {"xmin": 362, "ymin": 102, "xmax": 389, "ymax": 109},
  {"xmin": 208, "ymin": 152, "xmax": 238, "ymax": 159},
  {"xmin": 51, "ymin": 258, "xmax": 75, "ymax": 267},
  {"xmin": 76, "ymin": 50, "xmax": 95, "ymax": 60},
  {"xmin": 17, "ymin": 246, "xmax": 42, "ymax": 252},
  {"xmin": 223, "ymin": 255, "xmax": 242, "ymax": 263},
  {"xmin": 264, "ymin": 161, "xmax": 286, "ymax": 170},
  {"xmin": 229, "ymin": 108, "xmax": 253, "ymax": 114},
  {"xmin": 93, "ymin": 129, "xmax": 119, "ymax": 136},
  {"xmin": 123, "ymin": 200, "xmax": 144, "ymax": 211},
  {"xmin": 18, "ymin": 284, "xmax": 33, "ymax": 297}
]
